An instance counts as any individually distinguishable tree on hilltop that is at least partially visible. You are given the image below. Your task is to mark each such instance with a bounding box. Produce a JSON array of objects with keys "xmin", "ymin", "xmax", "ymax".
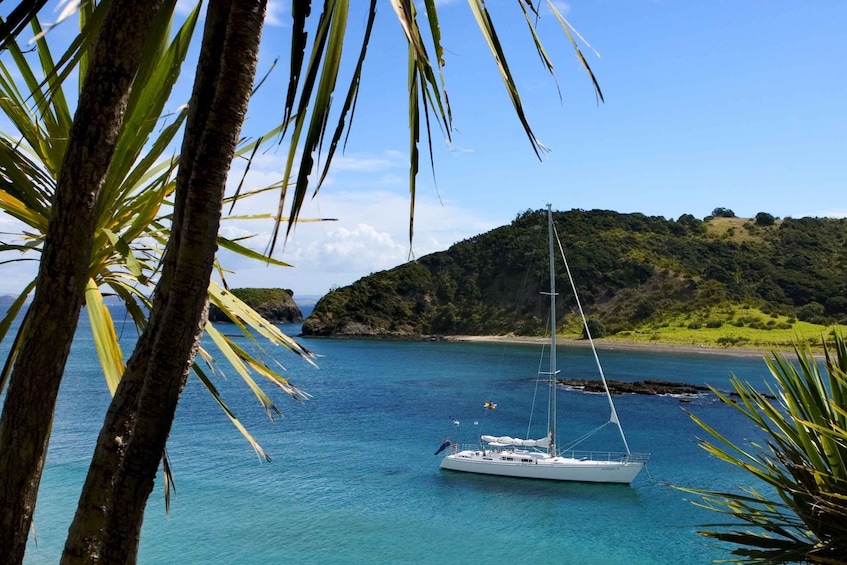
[
  {"xmin": 711, "ymin": 207, "xmax": 736, "ymax": 218},
  {"xmin": 755, "ymin": 211, "xmax": 776, "ymax": 226}
]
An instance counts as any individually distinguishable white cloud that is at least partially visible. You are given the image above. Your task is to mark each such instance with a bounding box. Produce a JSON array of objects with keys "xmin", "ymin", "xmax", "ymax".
[
  {"xmin": 174, "ymin": 0, "xmax": 286, "ymax": 26},
  {"xmin": 0, "ymin": 147, "xmax": 498, "ymax": 300},
  {"xmin": 551, "ymin": 1, "xmax": 571, "ymax": 15},
  {"xmin": 216, "ymin": 183, "xmax": 499, "ymax": 297},
  {"xmin": 328, "ymin": 153, "xmax": 405, "ymax": 172},
  {"xmin": 265, "ymin": 1, "xmax": 289, "ymax": 27},
  {"xmin": 806, "ymin": 209, "xmax": 847, "ymax": 219}
]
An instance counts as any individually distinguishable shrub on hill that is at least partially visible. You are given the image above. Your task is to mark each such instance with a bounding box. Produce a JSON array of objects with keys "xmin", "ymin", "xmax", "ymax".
[
  {"xmin": 581, "ymin": 319, "xmax": 606, "ymax": 339},
  {"xmin": 755, "ymin": 211, "xmax": 775, "ymax": 226},
  {"xmin": 711, "ymin": 207, "xmax": 736, "ymax": 218}
]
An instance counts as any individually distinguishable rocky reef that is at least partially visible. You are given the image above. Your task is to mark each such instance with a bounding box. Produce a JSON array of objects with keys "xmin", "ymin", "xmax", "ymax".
[
  {"xmin": 561, "ymin": 378, "xmax": 775, "ymax": 400},
  {"xmin": 561, "ymin": 378, "xmax": 707, "ymax": 396}
]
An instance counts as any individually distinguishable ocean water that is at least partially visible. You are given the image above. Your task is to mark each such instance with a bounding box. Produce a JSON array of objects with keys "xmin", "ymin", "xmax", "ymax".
[{"xmin": 16, "ymin": 310, "xmax": 779, "ymax": 564}]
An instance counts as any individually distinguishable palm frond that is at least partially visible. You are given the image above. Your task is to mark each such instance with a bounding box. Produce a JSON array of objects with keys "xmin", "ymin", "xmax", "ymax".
[
  {"xmin": 84, "ymin": 279, "xmax": 125, "ymax": 394},
  {"xmin": 0, "ymin": 0, "xmax": 51, "ymax": 51},
  {"xmin": 468, "ymin": 0, "xmax": 546, "ymax": 158},
  {"xmin": 0, "ymin": 3, "xmax": 316, "ymax": 466},
  {"xmin": 208, "ymin": 281, "xmax": 315, "ymax": 367},
  {"xmin": 191, "ymin": 362, "xmax": 272, "ymax": 462},
  {"xmin": 543, "ymin": 0, "xmax": 604, "ymax": 103},
  {"xmin": 203, "ymin": 324, "xmax": 283, "ymax": 420},
  {"xmin": 314, "ymin": 0, "xmax": 377, "ymax": 189},
  {"xmin": 274, "ymin": 0, "xmax": 357, "ymax": 253},
  {"xmin": 268, "ymin": 1, "xmax": 599, "ymax": 250},
  {"xmin": 680, "ymin": 335, "xmax": 847, "ymax": 563}
]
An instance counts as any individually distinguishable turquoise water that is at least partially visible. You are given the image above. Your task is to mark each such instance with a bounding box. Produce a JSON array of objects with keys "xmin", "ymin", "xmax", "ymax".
[{"xmin": 18, "ymin": 312, "xmax": 776, "ymax": 564}]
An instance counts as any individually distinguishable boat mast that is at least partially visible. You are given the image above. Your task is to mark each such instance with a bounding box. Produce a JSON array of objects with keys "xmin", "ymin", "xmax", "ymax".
[
  {"xmin": 553, "ymin": 210, "xmax": 635, "ymax": 456},
  {"xmin": 546, "ymin": 204, "xmax": 558, "ymax": 458}
]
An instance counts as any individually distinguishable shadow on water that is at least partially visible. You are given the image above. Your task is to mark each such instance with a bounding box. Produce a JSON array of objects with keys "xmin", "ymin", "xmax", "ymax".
[{"xmin": 435, "ymin": 467, "xmax": 641, "ymax": 504}]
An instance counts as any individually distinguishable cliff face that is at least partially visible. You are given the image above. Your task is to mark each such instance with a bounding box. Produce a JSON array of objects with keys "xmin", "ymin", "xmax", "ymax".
[
  {"xmin": 209, "ymin": 288, "xmax": 303, "ymax": 323},
  {"xmin": 302, "ymin": 209, "xmax": 847, "ymax": 338}
]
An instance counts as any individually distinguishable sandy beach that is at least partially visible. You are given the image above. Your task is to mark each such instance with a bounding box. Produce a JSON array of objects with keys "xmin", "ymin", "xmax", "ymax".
[{"xmin": 442, "ymin": 334, "xmax": 788, "ymax": 359}]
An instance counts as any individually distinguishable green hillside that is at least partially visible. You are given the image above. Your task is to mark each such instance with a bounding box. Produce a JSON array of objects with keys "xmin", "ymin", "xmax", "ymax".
[{"xmin": 302, "ymin": 209, "xmax": 847, "ymax": 347}]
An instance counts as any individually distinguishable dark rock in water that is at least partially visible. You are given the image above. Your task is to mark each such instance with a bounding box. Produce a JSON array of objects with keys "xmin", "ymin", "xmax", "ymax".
[
  {"xmin": 561, "ymin": 378, "xmax": 707, "ymax": 396},
  {"xmin": 560, "ymin": 378, "xmax": 775, "ymax": 400},
  {"xmin": 208, "ymin": 288, "xmax": 303, "ymax": 323}
]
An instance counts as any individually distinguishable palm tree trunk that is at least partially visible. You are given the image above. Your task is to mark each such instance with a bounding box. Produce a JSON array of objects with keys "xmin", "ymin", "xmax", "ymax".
[
  {"xmin": 0, "ymin": 2, "xmax": 165, "ymax": 563},
  {"xmin": 61, "ymin": 1, "xmax": 267, "ymax": 563}
]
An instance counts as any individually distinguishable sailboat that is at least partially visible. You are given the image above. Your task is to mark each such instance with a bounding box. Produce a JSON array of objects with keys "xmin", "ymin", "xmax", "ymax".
[{"xmin": 439, "ymin": 205, "xmax": 649, "ymax": 484}]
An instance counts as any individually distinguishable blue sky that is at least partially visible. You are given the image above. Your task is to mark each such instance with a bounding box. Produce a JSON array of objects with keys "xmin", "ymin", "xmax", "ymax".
[
  {"xmin": 217, "ymin": 1, "xmax": 846, "ymax": 298},
  {"xmin": 2, "ymin": 1, "xmax": 845, "ymax": 298}
]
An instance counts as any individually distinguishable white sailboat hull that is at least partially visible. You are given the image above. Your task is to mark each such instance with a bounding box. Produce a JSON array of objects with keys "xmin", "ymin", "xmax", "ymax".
[{"xmin": 440, "ymin": 449, "xmax": 645, "ymax": 484}]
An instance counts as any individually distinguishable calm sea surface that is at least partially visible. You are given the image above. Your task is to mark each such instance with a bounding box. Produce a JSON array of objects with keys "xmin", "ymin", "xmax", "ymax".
[{"xmin": 13, "ymin": 307, "xmax": 780, "ymax": 564}]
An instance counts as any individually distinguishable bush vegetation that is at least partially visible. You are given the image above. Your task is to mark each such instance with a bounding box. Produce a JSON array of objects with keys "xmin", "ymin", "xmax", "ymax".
[
  {"xmin": 755, "ymin": 211, "xmax": 776, "ymax": 226},
  {"xmin": 303, "ymin": 209, "xmax": 847, "ymax": 344},
  {"xmin": 581, "ymin": 319, "xmax": 606, "ymax": 339}
]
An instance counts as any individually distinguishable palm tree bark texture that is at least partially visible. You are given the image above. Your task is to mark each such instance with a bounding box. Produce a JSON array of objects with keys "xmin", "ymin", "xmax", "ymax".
[
  {"xmin": 0, "ymin": 1, "xmax": 167, "ymax": 562},
  {"xmin": 61, "ymin": 1, "xmax": 267, "ymax": 563}
]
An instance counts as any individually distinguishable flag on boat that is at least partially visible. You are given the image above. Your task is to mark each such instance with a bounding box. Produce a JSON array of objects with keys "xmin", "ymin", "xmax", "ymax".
[
  {"xmin": 434, "ymin": 438, "xmax": 451, "ymax": 455},
  {"xmin": 484, "ymin": 401, "xmax": 497, "ymax": 410}
]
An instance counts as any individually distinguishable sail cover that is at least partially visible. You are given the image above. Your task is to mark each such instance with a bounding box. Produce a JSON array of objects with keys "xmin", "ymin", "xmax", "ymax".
[{"xmin": 481, "ymin": 434, "xmax": 551, "ymax": 448}]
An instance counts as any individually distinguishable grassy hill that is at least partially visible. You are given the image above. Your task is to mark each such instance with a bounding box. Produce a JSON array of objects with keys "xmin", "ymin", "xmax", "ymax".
[{"xmin": 302, "ymin": 208, "xmax": 847, "ymax": 348}]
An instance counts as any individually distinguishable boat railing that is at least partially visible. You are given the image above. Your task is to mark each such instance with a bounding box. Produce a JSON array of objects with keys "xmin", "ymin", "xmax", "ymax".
[
  {"xmin": 449, "ymin": 443, "xmax": 544, "ymax": 455},
  {"xmin": 449, "ymin": 444, "xmax": 649, "ymax": 463},
  {"xmin": 451, "ymin": 443, "xmax": 503, "ymax": 454},
  {"xmin": 559, "ymin": 450, "xmax": 651, "ymax": 464}
]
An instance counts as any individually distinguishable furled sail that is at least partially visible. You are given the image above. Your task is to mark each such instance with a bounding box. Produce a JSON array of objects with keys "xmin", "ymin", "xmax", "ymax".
[{"xmin": 481, "ymin": 434, "xmax": 551, "ymax": 448}]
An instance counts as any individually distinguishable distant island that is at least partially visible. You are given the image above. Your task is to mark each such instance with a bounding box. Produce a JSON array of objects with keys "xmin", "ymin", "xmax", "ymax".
[
  {"xmin": 209, "ymin": 288, "xmax": 303, "ymax": 323},
  {"xmin": 302, "ymin": 207, "xmax": 847, "ymax": 350}
]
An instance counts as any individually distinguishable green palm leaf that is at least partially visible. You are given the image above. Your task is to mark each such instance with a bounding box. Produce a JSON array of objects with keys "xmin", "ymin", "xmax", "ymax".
[
  {"xmin": 84, "ymin": 279, "xmax": 125, "ymax": 394},
  {"xmin": 0, "ymin": 0, "xmax": 610, "ymax": 479},
  {"xmin": 467, "ymin": 0, "xmax": 545, "ymax": 158},
  {"xmin": 680, "ymin": 334, "xmax": 847, "ymax": 563},
  {"xmin": 269, "ymin": 1, "xmax": 600, "ymax": 250},
  {"xmin": 0, "ymin": 5, "xmax": 316, "ymax": 465}
]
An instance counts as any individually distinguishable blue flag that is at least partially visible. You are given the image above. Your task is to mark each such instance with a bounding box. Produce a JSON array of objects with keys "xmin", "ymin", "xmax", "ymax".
[{"xmin": 434, "ymin": 438, "xmax": 451, "ymax": 455}]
